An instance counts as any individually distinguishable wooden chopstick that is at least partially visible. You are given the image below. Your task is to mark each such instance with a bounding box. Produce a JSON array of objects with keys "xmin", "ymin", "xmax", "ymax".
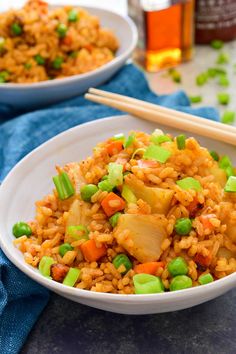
[
  {"xmin": 85, "ymin": 90, "xmax": 236, "ymax": 146},
  {"xmin": 88, "ymin": 88, "xmax": 236, "ymax": 134}
]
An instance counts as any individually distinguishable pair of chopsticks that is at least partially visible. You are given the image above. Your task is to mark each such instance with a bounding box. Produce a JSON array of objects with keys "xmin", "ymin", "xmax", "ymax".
[{"xmin": 85, "ymin": 88, "xmax": 236, "ymax": 146}]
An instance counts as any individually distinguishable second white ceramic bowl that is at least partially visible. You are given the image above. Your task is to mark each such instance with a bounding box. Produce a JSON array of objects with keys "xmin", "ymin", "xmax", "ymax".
[{"xmin": 0, "ymin": 6, "xmax": 137, "ymax": 109}]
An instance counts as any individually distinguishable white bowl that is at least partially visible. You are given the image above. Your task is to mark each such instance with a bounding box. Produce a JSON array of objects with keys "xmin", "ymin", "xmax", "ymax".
[
  {"xmin": 0, "ymin": 115, "xmax": 235, "ymax": 315},
  {"xmin": 0, "ymin": 7, "xmax": 137, "ymax": 109}
]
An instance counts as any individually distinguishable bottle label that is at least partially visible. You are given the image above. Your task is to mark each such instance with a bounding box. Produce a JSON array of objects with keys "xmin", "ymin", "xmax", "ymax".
[{"xmin": 196, "ymin": 0, "xmax": 236, "ymax": 30}]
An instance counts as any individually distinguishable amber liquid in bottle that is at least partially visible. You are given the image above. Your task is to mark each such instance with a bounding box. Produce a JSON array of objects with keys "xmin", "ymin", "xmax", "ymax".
[{"xmin": 141, "ymin": 0, "xmax": 194, "ymax": 72}]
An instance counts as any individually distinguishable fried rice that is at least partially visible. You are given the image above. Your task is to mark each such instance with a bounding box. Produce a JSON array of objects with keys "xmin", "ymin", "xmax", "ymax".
[
  {"xmin": 0, "ymin": 0, "xmax": 119, "ymax": 83},
  {"xmin": 13, "ymin": 129, "xmax": 236, "ymax": 294}
]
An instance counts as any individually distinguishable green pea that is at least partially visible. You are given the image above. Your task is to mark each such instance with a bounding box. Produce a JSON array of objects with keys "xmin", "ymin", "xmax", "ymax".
[
  {"xmin": 68, "ymin": 9, "xmax": 78, "ymax": 22},
  {"xmin": 69, "ymin": 51, "xmax": 78, "ymax": 58},
  {"xmin": 133, "ymin": 274, "xmax": 164, "ymax": 294},
  {"xmin": 80, "ymin": 184, "xmax": 98, "ymax": 202},
  {"xmin": 113, "ymin": 254, "xmax": 132, "ymax": 274},
  {"xmin": 11, "ymin": 23, "xmax": 23, "ymax": 36},
  {"xmin": 109, "ymin": 212, "xmax": 121, "ymax": 228},
  {"xmin": 12, "ymin": 222, "xmax": 32, "ymax": 238},
  {"xmin": 57, "ymin": 23, "xmax": 68, "ymax": 38},
  {"xmin": 168, "ymin": 257, "xmax": 188, "ymax": 277},
  {"xmin": 0, "ymin": 70, "xmax": 9, "ymax": 83},
  {"xmin": 52, "ymin": 57, "xmax": 63, "ymax": 69},
  {"xmin": 174, "ymin": 217, "xmax": 192, "ymax": 235},
  {"xmin": 170, "ymin": 275, "xmax": 192, "ymax": 291},
  {"xmin": 59, "ymin": 243, "xmax": 74, "ymax": 257},
  {"xmin": 198, "ymin": 273, "xmax": 214, "ymax": 285},
  {"xmin": 34, "ymin": 54, "xmax": 45, "ymax": 65}
]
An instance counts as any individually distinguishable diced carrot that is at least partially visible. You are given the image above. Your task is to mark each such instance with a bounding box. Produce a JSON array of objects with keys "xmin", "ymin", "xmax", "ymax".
[
  {"xmin": 107, "ymin": 141, "xmax": 123, "ymax": 156},
  {"xmin": 80, "ymin": 239, "xmax": 107, "ymax": 262},
  {"xmin": 137, "ymin": 160, "xmax": 158, "ymax": 169},
  {"xmin": 194, "ymin": 252, "xmax": 212, "ymax": 267},
  {"xmin": 134, "ymin": 261, "xmax": 165, "ymax": 275},
  {"xmin": 101, "ymin": 192, "xmax": 126, "ymax": 217},
  {"xmin": 199, "ymin": 214, "xmax": 216, "ymax": 230},
  {"xmin": 63, "ymin": 35, "xmax": 73, "ymax": 46},
  {"xmin": 84, "ymin": 44, "xmax": 94, "ymax": 52}
]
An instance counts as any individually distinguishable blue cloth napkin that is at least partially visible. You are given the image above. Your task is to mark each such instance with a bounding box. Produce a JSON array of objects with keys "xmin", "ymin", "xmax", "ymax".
[{"xmin": 0, "ymin": 63, "xmax": 219, "ymax": 354}]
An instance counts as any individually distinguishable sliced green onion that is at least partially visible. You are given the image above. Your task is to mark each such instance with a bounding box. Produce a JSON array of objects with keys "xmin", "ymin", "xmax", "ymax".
[
  {"xmin": 170, "ymin": 275, "xmax": 192, "ymax": 291},
  {"xmin": 189, "ymin": 95, "xmax": 202, "ymax": 104},
  {"xmin": 113, "ymin": 254, "xmax": 132, "ymax": 274},
  {"xmin": 67, "ymin": 225, "xmax": 89, "ymax": 240},
  {"xmin": 221, "ymin": 111, "xmax": 235, "ymax": 124},
  {"xmin": 176, "ymin": 177, "xmax": 202, "ymax": 191},
  {"xmin": 219, "ymin": 155, "xmax": 235, "ymax": 177},
  {"xmin": 151, "ymin": 134, "xmax": 172, "ymax": 145},
  {"xmin": 68, "ymin": 9, "xmax": 78, "ymax": 22},
  {"xmin": 63, "ymin": 267, "xmax": 81, "ymax": 287},
  {"xmin": 53, "ymin": 172, "xmax": 75, "ymax": 200},
  {"xmin": 98, "ymin": 179, "xmax": 114, "ymax": 192},
  {"xmin": 224, "ymin": 176, "xmax": 236, "ymax": 192},
  {"xmin": 216, "ymin": 52, "xmax": 230, "ymax": 64},
  {"xmin": 219, "ymin": 155, "xmax": 233, "ymax": 169},
  {"xmin": 176, "ymin": 134, "xmax": 186, "ymax": 150},
  {"xmin": 108, "ymin": 163, "xmax": 123, "ymax": 187},
  {"xmin": 131, "ymin": 148, "xmax": 145, "ymax": 160},
  {"xmin": 196, "ymin": 72, "xmax": 208, "ymax": 86},
  {"xmin": 217, "ymin": 92, "xmax": 230, "ymax": 105},
  {"xmin": 207, "ymin": 67, "xmax": 227, "ymax": 78},
  {"xmin": 112, "ymin": 133, "xmax": 125, "ymax": 142},
  {"xmin": 39, "ymin": 256, "xmax": 55, "ymax": 279},
  {"xmin": 121, "ymin": 184, "xmax": 137, "ymax": 204},
  {"xmin": 218, "ymin": 75, "xmax": 229, "ymax": 87},
  {"xmin": 124, "ymin": 133, "xmax": 135, "ymax": 148},
  {"xmin": 210, "ymin": 150, "xmax": 219, "ymax": 161},
  {"xmin": 210, "ymin": 39, "xmax": 224, "ymax": 50},
  {"xmin": 143, "ymin": 144, "xmax": 171, "ymax": 163},
  {"xmin": 109, "ymin": 212, "xmax": 121, "ymax": 228},
  {"xmin": 59, "ymin": 243, "xmax": 74, "ymax": 257},
  {"xmin": 198, "ymin": 273, "xmax": 214, "ymax": 285},
  {"xmin": 133, "ymin": 274, "xmax": 164, "ymax": 294}
]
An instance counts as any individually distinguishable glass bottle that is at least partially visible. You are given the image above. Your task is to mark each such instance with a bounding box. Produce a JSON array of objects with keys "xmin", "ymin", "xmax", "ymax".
[{"xmin": 129, "ymin": 0, "xmax": 195, "ymax": 72}]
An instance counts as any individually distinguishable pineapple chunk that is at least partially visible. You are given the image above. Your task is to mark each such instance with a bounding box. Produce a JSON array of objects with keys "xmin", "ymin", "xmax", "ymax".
[
  {"xmin": 66, "ymin": 199, "xmax": 91, "ymax": 236},
  {"xmin": 125, "ymin": 175, "xmax": 174, "ymax": 214},
  {"xmin": 208, "ymin": 165, "xmax": 227, "ymax": 187},
  {"xmin": 113, "ymin": 214, "xmax": 167, "ymax": 263}
]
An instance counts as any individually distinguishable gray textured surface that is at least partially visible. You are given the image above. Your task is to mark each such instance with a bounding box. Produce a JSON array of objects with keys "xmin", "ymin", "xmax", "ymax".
[
  {"xmin": 147, "ymin": 43, "xmax": 236, "ymax": 122},
  {"xmin": 21, "ymin": 290, "xmax": 236, "ymax": 354}
]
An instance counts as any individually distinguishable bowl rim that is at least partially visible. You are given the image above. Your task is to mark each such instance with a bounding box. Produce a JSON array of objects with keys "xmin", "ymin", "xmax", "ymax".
[
  {"xmin": 0, "ymin": 114, "xmax": 236, "ymax": 303},
  {"xmin": 0, "ymin": 5, "xmax": 138, "ymax": 90}
]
